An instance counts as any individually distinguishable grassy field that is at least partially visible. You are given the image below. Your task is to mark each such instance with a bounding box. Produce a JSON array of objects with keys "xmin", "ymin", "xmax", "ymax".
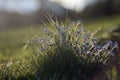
[{"xmin": 0, "ymin": 15, "xmax": 120, "ymax": 80}]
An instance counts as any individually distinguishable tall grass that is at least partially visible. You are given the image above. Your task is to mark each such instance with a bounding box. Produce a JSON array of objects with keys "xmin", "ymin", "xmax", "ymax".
[
  {"xmin": 28, "ymin": 19, "xmax": 118, "ymax": 80},
  {"xmin": 0, "ymin": 17, "xmax": 119, "ymax": 80}
]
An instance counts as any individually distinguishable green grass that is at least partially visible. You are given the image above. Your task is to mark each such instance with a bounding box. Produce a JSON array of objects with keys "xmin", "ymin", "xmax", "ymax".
[
  {"xmin": 1, "ymin": 15, "xmax": 120, "ymax": 55},
  {"xmin": 0, "ymin": 15, "xmax": 120, "ymax": 80},
  {"xmin": 0, "ymin": 27, "xmax": 42, "ymax": 62}
]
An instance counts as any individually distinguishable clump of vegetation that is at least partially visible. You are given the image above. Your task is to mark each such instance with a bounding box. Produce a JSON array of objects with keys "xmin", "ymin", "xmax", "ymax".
[
  {"xmin": 0, "ymin": 58, "xmax": 35, "ymax": 80},
  {"xmin": 0, "ymin": 18, "xmax": 119, "ymax": 80},
  {"xmin": 30, "ymin": 20, "xmax": 118, "ymax": 80}
]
